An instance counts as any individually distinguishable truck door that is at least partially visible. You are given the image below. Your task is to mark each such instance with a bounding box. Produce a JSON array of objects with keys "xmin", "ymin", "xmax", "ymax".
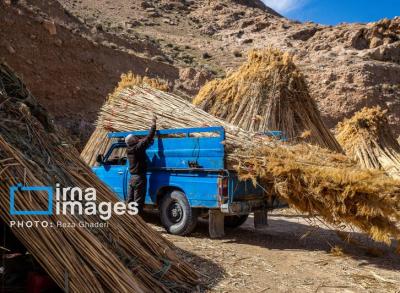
[{"xmin": 101, "ymin": 145, "xmax": 128, "ymax": 200}]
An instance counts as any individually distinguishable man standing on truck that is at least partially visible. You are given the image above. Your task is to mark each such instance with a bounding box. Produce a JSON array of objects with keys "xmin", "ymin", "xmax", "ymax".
[{"xmin": 125, "ymin": 116, "xmax": 157, "ymax": 215}]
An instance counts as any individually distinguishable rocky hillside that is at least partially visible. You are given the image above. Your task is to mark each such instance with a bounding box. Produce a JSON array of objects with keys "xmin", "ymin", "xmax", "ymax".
[
  {"xmin": 0, "ymin": 0, "xmax": 204, "ymax": 143},
  {"xmin": 2, "ymin": 0, "xmax": 400, "ymax": 142}
]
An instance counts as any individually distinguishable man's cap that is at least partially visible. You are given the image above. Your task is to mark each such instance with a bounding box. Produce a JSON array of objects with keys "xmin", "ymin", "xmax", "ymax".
[{"xmin": 125, "ymin": 134, "xmax": 138, "ymax": 146}]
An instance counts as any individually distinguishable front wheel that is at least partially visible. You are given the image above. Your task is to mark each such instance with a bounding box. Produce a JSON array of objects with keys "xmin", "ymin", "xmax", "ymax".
[{"xmin": 160, "ymin": 190, "xmax": 198, "ymax": 235}]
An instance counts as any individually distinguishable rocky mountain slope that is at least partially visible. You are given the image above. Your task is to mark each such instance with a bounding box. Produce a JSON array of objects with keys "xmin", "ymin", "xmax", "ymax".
[
  {"xmin": 1, "ymin": 0, "xmax": 400, "ymax": 142},
  {"xmin": 0, "ymin": 0, "xmax": 201, "ymax": 143}
]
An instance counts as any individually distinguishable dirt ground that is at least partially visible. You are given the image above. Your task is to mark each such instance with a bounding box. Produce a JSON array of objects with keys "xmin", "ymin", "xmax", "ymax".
[{"xmin": 146, "ymin": 210, "xmax": 400, "ymax": 293}]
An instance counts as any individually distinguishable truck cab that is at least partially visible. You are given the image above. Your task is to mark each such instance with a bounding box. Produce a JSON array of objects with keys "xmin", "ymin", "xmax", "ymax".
[{"xmin": 92, "ymin": 126, "xmax": 271, "ymax": 237}]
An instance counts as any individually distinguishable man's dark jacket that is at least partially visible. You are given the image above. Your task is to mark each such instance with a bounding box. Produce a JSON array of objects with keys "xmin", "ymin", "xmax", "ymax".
[{"xmin": 127, "ymin": 123, "xmax": 156, "ymax": 174}]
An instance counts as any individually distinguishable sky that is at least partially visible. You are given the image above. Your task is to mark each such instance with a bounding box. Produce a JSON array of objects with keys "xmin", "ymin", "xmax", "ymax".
[{"xmin": 262, "ymin": 0, "xmax": 400, "ymax": 25}]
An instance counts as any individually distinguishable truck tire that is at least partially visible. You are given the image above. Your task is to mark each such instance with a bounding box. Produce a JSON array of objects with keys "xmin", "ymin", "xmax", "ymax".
[
  {"xmin": 224, "ymin": 214, "xmax": 249, "ymax": 228},
  {"xmin": 160, "ymin": 190, "xmax": 198, "ymax": 236}
]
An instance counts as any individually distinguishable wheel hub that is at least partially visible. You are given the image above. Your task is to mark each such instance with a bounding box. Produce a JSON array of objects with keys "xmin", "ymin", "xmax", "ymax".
[{"xmin": 167, "ymin": 201, "xmax": 183, "ymax": 223}]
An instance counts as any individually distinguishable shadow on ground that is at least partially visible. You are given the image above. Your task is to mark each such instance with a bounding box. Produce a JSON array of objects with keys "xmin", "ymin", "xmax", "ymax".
[
  {"xmin": 143, "ymin": 212, "xmax": 400, "ymax": 275},
  {"xmin": 141, "ymin": 213, "xmax": 225, "ymax": 291}
]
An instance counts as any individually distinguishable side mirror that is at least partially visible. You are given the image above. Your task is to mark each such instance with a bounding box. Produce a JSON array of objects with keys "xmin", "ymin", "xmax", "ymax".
[{"xmin": 96, "ymin": 154, "xmax": 104, "ymax": 164}]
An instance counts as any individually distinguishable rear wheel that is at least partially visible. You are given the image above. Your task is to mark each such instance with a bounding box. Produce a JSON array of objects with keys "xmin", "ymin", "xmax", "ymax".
[
  {"xmin": 224, "ymin": 214, "xmax": 249, "ymax": 228},
  {"xmin": 160, "ymin": 190, "xmax": 198, "ymax": 235}
]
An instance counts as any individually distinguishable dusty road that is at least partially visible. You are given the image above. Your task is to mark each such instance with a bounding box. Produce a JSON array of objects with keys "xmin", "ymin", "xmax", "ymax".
[{"xmin": 146, "ymin": 210, "xmax": 400, "ymax": 293}]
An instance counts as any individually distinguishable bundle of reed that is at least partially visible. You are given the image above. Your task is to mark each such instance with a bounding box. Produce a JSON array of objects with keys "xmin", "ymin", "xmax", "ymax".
[
  {"xmin": 82, "ymin": 84, "xmax": 400, "ymax": 250},
  {"xmin": 110, "ymin": 71, "xmax": 170, "ymax": 96},
  {"xmin": 81, "ymin": 85, "xmax": 259, "ymax": 166},
  {"xmin": 230, "ymin": 144, "xmax": 400, "ymax": 248},
  {"xmin": 0, "ymin": 63, "xmax": 198, "ymax": 292},
  {"xmin": 81, "ymin": 72, "xmax": 169, "ymax": 164},
  {"xmin": 193, "ymin": 48, "xmax": 342, "ymax": 153},
  {"xmin": 336, "ymin": 106, "xmax": 400, "ymax": 179}
]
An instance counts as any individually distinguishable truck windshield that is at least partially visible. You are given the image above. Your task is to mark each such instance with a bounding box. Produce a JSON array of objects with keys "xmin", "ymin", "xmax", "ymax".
[{"xmin": 105, "ymin": 145, "xmax": 127, "ymax": 166}]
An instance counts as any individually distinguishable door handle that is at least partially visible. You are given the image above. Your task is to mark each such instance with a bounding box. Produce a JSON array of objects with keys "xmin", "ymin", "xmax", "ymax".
[{"xmin": 118, "ymin": 171, "xmax": 124, "ymax": 175}]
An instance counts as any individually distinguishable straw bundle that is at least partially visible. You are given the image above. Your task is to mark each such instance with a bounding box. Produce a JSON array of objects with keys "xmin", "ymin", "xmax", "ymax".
[
  {"xmin": 336, "ymin": 106, "xmax": 400, "ymax": 179},
  {"xmin": 0, "ymin": 64, "xmax": 198, "ymax": 292},
  {"xmin": 231, "ymin": 144, "xmax": 400, "ymax": 247},
  {"xmin": 82, "ymin": 84, "xmax": 400, "ymax": 250},
  {"xmin": 81, "ymin": 85, "xmax": 258, "ymax": 166},
  {"xmin": 80, "ymin": 72, "xmax": 170, "ymax": 165},
  {"xmin": 193, "ymin": 49, "xmax": 342, "ymax": 153},
  {"xmin": 110, "ymin": 71, "xmax": 170, "ymax": 96}
]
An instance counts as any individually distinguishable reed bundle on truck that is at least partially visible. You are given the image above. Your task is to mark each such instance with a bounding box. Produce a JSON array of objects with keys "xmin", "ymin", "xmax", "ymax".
[
  {"xmin": 336, "ymin": 106, "xmax": 400, "ymax": 179},
  {"xmin": 231, "ymin": 145, "xmax": 400, "ymax": 248},
  {"xmin": 81, "ymin": 72, "xmax": 170, "ymax": 166},
  {"xmin": 82, "ymin": 83, "xmax": 400, "ymax": 251},
  {"xmin": 193, "ymin": 48, "xmax": 342, "ymax": 153},
  {"xmin": 0, "ymin": 63, "xmax": 198, "ymax": 292}
]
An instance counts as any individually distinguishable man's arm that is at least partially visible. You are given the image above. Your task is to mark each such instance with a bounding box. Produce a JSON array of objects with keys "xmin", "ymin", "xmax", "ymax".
[{"xmin": 136, "ymin": 117, "xmax": 157, "ymax": 150}]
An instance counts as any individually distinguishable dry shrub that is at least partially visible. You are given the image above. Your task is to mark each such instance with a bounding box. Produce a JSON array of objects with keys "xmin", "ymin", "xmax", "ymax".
[
  {"xmin": 194, "ymin": 48, "xmax": 342, "ymax": 153},
  {"xmin": 336, "ymin": 106, "xmax": 400, "ymax": 179}
]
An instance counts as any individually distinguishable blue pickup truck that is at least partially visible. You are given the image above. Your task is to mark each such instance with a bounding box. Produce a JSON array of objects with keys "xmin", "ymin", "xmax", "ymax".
[{"xmin": 92, "ymin": 126, "xmax": 272, "ymax": 237}]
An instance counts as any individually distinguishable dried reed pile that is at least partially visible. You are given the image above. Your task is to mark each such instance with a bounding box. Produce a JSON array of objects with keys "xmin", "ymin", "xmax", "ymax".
[
  {"xmin": 81, "ymin": 72, "xmax": 170, "ymax": 165},
  {"xmin": 231, "ymin": 144, "xmax": 400, "ymax": 248},
  {"xmin": 81, "ymin": 85, "xmax": 258, "ymax": 166},
  {"xmin": 110, "ymin": 71, "xmax": 170, "ymax": 95},
  {"xmin": 193, "ymin": 49, "xmax": 342, "ymax": 153},
  {"xmin": 336, "ymin": 106, "xmax": 400, "ymax": 179},
  {"xmin": 82, "ymin": 84, "xmax": 400, "ymax": 250},
  {"xmin": 0, "ymin": 64, "xmax": 198, "ymax": 292}
]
